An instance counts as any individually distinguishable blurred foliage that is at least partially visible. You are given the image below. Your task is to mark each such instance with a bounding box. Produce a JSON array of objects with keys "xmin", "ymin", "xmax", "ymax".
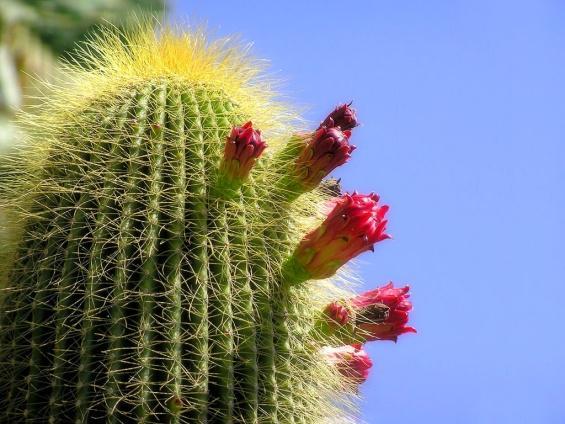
[
  {"xmin": 0, "ymin": 0, "xmax": 165, "ymax": 149},
  {"xmin": 2, "ymin": 0, "xmax": 163, "ymax": 56}
]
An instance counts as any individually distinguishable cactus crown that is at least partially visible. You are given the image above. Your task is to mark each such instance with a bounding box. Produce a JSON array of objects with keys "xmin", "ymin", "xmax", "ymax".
[{"xmin": 0, "ymin": 23, "xmax": 412, "ymax": 424}]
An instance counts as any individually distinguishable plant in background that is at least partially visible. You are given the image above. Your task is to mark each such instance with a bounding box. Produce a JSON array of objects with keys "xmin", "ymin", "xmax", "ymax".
[
  {"xmin": 0, "ymin": 22, "xmax": 415, "ymax": 423},
  {"xmin": 0, "ymin": 0, "xmax": 164, "ymax": 148}
]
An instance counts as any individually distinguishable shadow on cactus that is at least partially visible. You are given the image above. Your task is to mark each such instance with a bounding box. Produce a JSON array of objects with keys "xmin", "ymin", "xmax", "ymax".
[{"xmin": 0, "ymin": 22, "xmax": 415, "ymax": 423}]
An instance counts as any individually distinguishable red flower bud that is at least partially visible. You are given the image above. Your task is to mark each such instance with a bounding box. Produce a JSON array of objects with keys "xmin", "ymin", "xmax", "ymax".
[
  {"xmin": 320, "ymin": 344, "xmax": 373, "ymax": 384},
  {"xmin": 292, "ymin": 193, "xmax": 390, "ymax": 279},
  {"xmin": 294, "ymin": 127, "xmax": 355, "ymax": 190},
  {"xmin": 319, "ymin": 103, "xmax": 359, "ymax": 131},
  {"xmin": 221, "ymin": 121, "xmax": 266, "ymax": 182},
  {"xmin": 325, "ymin": 282, "xmax": 416, "ymax": 342},
  {"xmin": 325, "ymin": 301, "xmax": 350, "ymax": 327}
]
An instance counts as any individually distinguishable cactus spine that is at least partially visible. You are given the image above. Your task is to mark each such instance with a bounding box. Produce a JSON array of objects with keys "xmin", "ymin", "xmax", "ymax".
[{"xmin": 0, "ymin": 24, "xmax": 413, "ymax": 423}]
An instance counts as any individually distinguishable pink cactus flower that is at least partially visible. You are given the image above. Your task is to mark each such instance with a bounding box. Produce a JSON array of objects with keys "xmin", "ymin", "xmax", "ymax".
[
  {"xmin": 320, "ymin": 344, "xmax": 373, "ymax": 384},
  {"xmin": 318, "ymin": 102, "xmax": 359, "ymax": 131},
  {"xmin": 325, "ymin": 282, "xmax": 417, "ymax": 342},
  {"xmin": 292, "ymin": 193, "xmax": 390, "ymax": 279},
  {"xmin": 352, "ymin": 282, "xmax": 417, "ymax": 342},
  {"xmin": 221, "ymin": 121, "xmax": 266, "ymax": 181},
  {"xmin": 294, "ymin": 127, "xmax": 355, "ymax": 190}
]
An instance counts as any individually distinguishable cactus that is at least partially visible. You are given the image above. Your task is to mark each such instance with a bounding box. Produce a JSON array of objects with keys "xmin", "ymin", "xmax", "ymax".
[{"xmin": 0, "ymin": 24, "xmax": 414, "ymax": 423}]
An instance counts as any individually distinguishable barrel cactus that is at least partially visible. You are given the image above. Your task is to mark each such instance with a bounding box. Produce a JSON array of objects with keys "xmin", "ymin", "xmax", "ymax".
[{"xmin": 0, "ymin": 24, "xmax": 415, "ymax": 423}]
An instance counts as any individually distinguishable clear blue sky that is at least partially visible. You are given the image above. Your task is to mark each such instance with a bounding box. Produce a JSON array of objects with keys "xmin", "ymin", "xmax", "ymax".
[{"xmin": 171, "ymin": 2, "xmax": 565, "ymax": 423}]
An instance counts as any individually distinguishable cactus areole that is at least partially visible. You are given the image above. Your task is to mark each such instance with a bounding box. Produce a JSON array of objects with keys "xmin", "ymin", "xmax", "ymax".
[{"xmin": 0, "ymin": 24, "xmax": 415, "ymax": 423}]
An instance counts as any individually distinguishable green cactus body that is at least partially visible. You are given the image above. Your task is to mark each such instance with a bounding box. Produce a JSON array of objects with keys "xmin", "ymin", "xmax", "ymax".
[{"xmin": 0, "ymin": 26, "xmax": 373, "ymax": 423}]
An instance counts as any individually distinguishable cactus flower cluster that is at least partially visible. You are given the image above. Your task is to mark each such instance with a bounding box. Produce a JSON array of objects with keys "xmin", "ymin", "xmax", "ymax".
[
  {"xmin": 327, "ymin": 282, "xmax": 416, "ymax": 338},
  {"xmin": 319, "ymin": 282, "xmax": 415, "ymax": 383},
  {"xmin": 281, "ymin": 103, "xmax": 415, "ymax": 385},
  {"xmin": 320, "ymin": 283, "xmax": 415, "ymax": 382},
  {"xmin": 0, "ymin": 25, "xmax": 416, "ymax": 423}
]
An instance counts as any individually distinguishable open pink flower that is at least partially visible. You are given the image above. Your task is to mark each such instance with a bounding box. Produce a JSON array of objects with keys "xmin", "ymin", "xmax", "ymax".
[
  {"xmin": 294, "ymin": 127, "xmax": 355, "ymax": 190},
  {"xmin": 292, "ymin": 193, "xmax": 390, "ymax": 279},
  {"xmin": 320, "ymin": 344, "xmax": 373, "ymax": 384},
  {"xmin": 353, "ymin": 282, "xmax": 416, "ymax": 342},
  {"xmin": 318, "ymin": 103, "xmax": 359, "ymax": 131},
  {"xmin": 221, "ymin": 121, "xmax": 266, "ymax": 181},
  {"xmin": 325, "ymin": 282, "xmax": 417, "ymax": 342}
]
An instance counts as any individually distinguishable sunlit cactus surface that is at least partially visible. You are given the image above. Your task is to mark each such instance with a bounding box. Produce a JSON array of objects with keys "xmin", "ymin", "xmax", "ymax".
[{"xmin": 0, "ymin": 24, "xmax": 415, "ymax": 423}]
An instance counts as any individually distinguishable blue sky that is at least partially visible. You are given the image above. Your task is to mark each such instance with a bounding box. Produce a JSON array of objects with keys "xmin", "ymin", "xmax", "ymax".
[{"xmin": 171, "ymin": 2, "xmax": 565, "ymax": 423}]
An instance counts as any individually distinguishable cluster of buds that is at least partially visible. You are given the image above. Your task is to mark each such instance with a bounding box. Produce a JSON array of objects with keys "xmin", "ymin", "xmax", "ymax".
[
  {"xmin": 325, "ymin": 282, "xmax": 416, "ymax": 342},
  {"xmin": 219, "ymin": 121, "xmax": 266, "ymax": 190},
  {"xmin": 320, "ymin": 283, "xmax": 415, "ymax": 385},
  {"xmin": 286, "ymin": 192, "xmax": 390, "ymax": 282},
  {"xmin": 220, "ymin": 107, "xmax": 416, "ymax": 390},
  {"xmin": 292, "ymin": 103, "xmax": 358, "ymax": 191}
]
